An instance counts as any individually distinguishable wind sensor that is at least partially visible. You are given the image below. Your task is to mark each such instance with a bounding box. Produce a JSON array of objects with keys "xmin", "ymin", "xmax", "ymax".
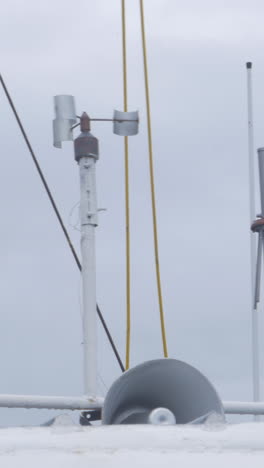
[
  {"xmin": 53, "ymin": 94, "xmax": 138, "ymax": 148},
  {"xmin": 53, "ymin": 95, "xmax": 138, "ymax": 401},
  {"xmin": 251, "ymin": 148, "xmax": 264, "ymax": 310}
]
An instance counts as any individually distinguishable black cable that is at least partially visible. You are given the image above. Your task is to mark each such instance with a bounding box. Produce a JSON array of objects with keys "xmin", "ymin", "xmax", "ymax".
[{"xmin": 0, "ymin": 74, "xmax": 125, "ymax": 373}]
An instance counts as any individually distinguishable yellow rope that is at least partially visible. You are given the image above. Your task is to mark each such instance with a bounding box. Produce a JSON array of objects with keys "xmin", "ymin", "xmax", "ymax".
[
  {"xmin": 121, "ymin": 0, "xmax": 131, "ymax": 370},
  {"xmin": 139, "ymin": 0, "xmax": 168, "ymax": 357}
]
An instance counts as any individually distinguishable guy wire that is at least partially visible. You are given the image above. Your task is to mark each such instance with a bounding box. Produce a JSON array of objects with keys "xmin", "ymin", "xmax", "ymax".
[{"xmin": 0, "ymin": 73, "xmax": 125, "ymax": 372}]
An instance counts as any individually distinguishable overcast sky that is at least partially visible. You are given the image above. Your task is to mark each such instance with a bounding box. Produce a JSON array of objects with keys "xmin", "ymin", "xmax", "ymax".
[{"xmin": 1, "ymin": 0, "xmax": 264, "ymax": 425}]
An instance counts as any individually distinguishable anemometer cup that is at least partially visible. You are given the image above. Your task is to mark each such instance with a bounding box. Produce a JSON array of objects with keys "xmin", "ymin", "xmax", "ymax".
[
  {"xmin": 53, "ymin": 95, "xmax": 77, "ymax": 148},
  {"xmin": 113, "ymin": 110, "xmax": 139, "ymax": 136},
  {"xmin": 54, "ymin": 95, "xmax": 76, "ymax": 120},
  {"xmin": 53, "ymin": 118, "xmax": 76, "ymax": 148}
]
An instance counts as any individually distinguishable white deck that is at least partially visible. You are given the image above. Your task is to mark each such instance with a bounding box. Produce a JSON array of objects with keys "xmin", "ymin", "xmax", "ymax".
[{"xmin": 1, "ymin": 423, "xmax": 264, "ymax": 467}]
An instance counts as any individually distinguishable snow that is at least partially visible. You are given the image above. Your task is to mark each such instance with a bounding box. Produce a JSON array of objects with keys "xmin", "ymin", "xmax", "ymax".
[{"xmin": 0, "ymin": 422, "xmax": 264, "ymax": 467}]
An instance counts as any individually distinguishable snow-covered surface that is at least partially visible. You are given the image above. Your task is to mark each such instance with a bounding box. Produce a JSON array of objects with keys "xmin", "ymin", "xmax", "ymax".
[{"xmin": 1, "ymin": 422, "xmax": 264, "ymax": 467}]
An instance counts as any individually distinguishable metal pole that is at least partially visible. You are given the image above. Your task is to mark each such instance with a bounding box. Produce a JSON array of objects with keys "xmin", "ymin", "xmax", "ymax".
[
  {"xmin": 223, "ymin": 401, "xmax": 264, "ymax": 415},
  {"xmin": 75, "ymin": 114, "xmax": 99, "ymax": 398},
  {"xmin": 79, "ymin": 157, "xmax": 98, "ymax": 397},
  {"xmin": 246, "ymin": 62, "xmax": 260, "ymax": 404},
  {"xmin": 258, "ymin": 148, "xmax": 264, "ymax": 216},
  {"xmin": 254, "ymin": 231, "xmax": 262, "ymax": 309},
  {"xmin": 0, "ymin": 394, "xmax": 103, "ymax": 410}
]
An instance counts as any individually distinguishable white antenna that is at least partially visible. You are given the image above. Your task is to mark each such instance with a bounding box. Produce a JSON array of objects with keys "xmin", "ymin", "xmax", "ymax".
[{"xmin": 246, "ymin": 62, "xmax": 260, "ymax": 406}]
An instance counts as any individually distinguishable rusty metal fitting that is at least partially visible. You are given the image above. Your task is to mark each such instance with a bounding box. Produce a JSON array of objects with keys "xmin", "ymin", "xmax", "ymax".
[
  {"xmin": 80, "ymin": 112, "xmax": 91, "ymax": 132},
  {"xmin": 251, "ymin": 218, "xmax": 264, "ymax": 233},
  {"xmin": 74, "ymin": 112, "xmax": 99, "ymax": 162}
]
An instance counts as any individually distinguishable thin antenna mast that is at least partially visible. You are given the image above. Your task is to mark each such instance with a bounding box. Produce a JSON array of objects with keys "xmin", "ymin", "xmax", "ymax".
[{"xmin": 246, "ymin": 62, "xmax": 260, "ymax": 404}]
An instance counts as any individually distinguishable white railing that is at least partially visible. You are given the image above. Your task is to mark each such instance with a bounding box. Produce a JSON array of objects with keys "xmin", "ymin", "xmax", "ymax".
[{"xmin": 0, "ymin": 394, "xmax": 103, "ymax": 410}]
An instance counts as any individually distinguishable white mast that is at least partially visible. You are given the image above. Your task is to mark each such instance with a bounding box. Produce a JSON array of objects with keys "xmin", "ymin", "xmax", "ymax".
[
  {"xmin": 53, "ymin": 97, "xmax": 99, "ymax": 398},
  {"xmin": 74, "ymin": 113, "xmax": 99, "ymax": 397},
  {"xmin": 52, "ymin": 98, "xmax": 138, "ymax": 399}
]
